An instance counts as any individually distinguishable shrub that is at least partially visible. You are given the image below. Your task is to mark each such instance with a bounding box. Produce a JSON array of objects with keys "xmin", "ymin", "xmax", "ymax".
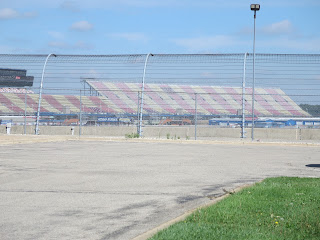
[{"xmin": 125, "ymin": 133, "xmax": 140, "ymax": 138}]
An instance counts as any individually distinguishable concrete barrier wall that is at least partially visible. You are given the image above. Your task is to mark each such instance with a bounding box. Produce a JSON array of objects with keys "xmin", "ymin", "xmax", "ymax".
[
  {"xmin": 0, "ymin": 125, "xmax": 137, "ymax": 136},
  {"xmin": 251, "ymin": 128, "xmax": 298, "ymax": 140},
  {"xmin": 81, "ymin": 126, "xmax": 137, "ymax": 136},
  {"xmin": 300, "ymin": 129, "xmax": 320, "ymax": 140},
  {"xmin": 142, "ymin": 126, "xmax": 242, "ymax": 139},
  {"xmin": 0, "ymin": 125, "xmax": 319, "ymax": 141}
]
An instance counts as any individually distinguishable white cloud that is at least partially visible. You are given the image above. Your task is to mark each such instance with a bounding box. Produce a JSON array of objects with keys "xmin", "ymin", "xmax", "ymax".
[
  {"xmin": 108, "ymin": 32, "xmax": 149, "ymax": 42},
  {"xmin": 0, "ymin": 8, "xmax": 19, "ymax": 19},
  {"xmin": 48, "ymin": 41, "xmax": 69, "ymax": 49},
  {"xmin": 48, "ymin": 31, "xmax": 65, "ymax": 39},
  {"xmin": 238, "ymin": 27, "xmax": 252, "ymax": 35},
  {"xmin": 259, "ymin": 37, "xmax": 320, "ymax": 52},
  {"xmin": 239, "ymin": 20, "xmax": 295, "ymax": 36},
  {"xmin": 172, "ymin": 35, "xmax": 242, "ymax": 51},
  {"xmin": 23, "ymin": 12, "xmax": 38, "ymax": 18},
  {"xmin": 70, "ymin": 21, "xmax": 93, "ymax": 31},
  {"xmin": 261, "ymin": 20, "xmax": 294, "ymax": 35},
  {"xmin": 73, "ymin": 41, "xmax": 94, "ymax": 50},
  {"xmin": 0, "ymin": 8, "xmax": 37, "ymax": 20},
  {"xmin": 60, "ymin": 0, "xmax": 80, "ymax": 12},
  {"xmin": 48, "ymin": 41, "xmax": 94, "ymax": 50},
  {"xmin": 0, "ymin": 44, "xmax": 34, "ymax": 53}
]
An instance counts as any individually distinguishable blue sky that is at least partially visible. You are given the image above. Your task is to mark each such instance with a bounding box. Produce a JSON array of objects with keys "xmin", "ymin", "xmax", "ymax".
[{"xmin": 0, "ymin": 0, "xmax": 319, "ymax": 54}]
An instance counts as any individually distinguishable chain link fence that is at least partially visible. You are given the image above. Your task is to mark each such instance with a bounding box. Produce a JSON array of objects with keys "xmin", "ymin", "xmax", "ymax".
[{"xmin": 0, "ymin": 54, "xmax": 319, "ymax": 140}]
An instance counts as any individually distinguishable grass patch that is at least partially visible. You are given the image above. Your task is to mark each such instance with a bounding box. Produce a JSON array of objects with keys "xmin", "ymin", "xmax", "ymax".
[
  {"xmin": 125, "ymin": 133, "xmax": 140, "ymax": 138},
  {"xmin": 150, "ymin": 177, "xmax": 320, "ymax": 240}
]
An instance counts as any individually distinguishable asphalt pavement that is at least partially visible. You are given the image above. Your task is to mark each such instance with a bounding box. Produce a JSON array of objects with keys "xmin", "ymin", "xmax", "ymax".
[{"xmin": 0, "ymin": 139, "xmax": 319, "ymax": 240}]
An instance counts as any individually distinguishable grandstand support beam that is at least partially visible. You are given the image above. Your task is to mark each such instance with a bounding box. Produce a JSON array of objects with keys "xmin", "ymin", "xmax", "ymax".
[
  {"xmin": 35, "ymin": 53, "xmax": 56, "ymax": 135},
  {"xmin": 241, "ymin": 53, "xmax": 248, "ymax": 138},
  {"xmin": 138, "ymin": 53, "xmax": 153, "ymax": 137}
]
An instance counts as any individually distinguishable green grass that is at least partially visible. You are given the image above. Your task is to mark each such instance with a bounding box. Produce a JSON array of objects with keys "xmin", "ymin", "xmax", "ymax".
[
  {"xmin": 125, "ymin": 133, "xmax": 140, "ymax": 138},
  {"xmin": 149, "ymin": 177, "xmax": 320, "ymax": 240}
]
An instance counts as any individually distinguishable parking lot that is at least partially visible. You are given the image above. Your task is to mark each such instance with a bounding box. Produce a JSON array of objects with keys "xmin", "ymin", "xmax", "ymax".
[{"xmin": 0, "ymin": 138, "xmax": 319, "ymax": 239}]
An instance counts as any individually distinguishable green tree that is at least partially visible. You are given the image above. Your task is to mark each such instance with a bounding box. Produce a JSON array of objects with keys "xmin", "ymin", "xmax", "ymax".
[{"xmin": 299, "ymin": 104, "xmax": 320, "ymax": 117}]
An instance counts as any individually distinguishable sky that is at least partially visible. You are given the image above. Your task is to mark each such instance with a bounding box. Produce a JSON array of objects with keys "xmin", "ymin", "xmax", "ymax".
[{"xmin": 0, "ymin": 0, "xmax": 320, "ymax": 55}]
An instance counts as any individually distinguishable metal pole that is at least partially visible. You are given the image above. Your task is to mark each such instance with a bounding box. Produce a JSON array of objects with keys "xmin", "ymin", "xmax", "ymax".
[
  {"xmin": 242, "ymin": 53, "xmax": 248, "ymax": 138},
  {"xmin": 195, "ymin": 93, "xmax": 198, "ymax": 140},
  {"xmin": 137, "ymin": 91, "xmax": 140, "ymax": 134},
  {"xmin": 138, "ymin": 53, "xmax": 153, "ymax": 137},
  {"xmin": 84, "ymin": 80, "xmax": 86, "ymax": 96},
  {"xmin": 35, "ymin": 53, "xmax": 56, "ymax": 135},
  {"xmin": 24, "ymin": 88, "xmax": 27, "ymax": 135},
  {"xmin": 79, "ymin": 90, "xmax": 82, "ymax": 137},
  {"xmin": 251, "ymin": 10, "xmax": 256, "ymax": 141}
]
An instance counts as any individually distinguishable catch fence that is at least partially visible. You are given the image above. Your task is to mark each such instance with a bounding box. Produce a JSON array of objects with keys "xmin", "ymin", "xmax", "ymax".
[{"xmin": 0, "ymin": 54, "xmax": 319, "ymax": 140}]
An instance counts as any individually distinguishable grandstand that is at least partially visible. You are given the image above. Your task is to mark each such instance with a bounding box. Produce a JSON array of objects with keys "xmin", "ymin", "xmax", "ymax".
[
  {"xmin": 0, "ymin": 82, "xmax": 309, "ymax": 118},
  {"xmin": 0, "ymin": 92, "xmax": 113, "ymax": 115},
  {"xmin": 0, "ymin": 68, "xmax": 34, "ymax": 87},
  {"xmin": 85, "ymin": 81, "xmax": 309, "ymax": 117}
]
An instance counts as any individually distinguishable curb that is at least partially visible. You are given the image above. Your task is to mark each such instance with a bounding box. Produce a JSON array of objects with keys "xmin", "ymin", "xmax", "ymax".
[{"xmin": 132, "ymin": 183, "xmax": 253, "ymax": 240}]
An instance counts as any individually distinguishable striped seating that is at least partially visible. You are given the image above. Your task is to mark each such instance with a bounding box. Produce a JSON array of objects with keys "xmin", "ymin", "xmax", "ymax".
[
  {"xmin": 0, "ymin": 83, "xmax": 309, "ymax": 117},
  {"xmin": 0, "ymin": 88, "xmax": 34, "ymax": 94},
  {"xmin": 86, "ymin": 81, "xmax": 309, "ymax": 117},
  {"xmin": 0, "ymin": 93, "xmax": 116, "ymax": 115}
]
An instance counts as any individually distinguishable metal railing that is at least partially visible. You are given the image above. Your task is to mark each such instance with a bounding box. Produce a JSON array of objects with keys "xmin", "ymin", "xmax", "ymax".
[{"xmin": 0, "ymin": 53, "xmax": 319, "ymax": 140}]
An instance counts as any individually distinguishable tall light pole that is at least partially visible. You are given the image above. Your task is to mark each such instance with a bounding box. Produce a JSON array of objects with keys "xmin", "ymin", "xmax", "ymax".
[
  {"xmin": 250, "ymin": 4, "xmax": 260, "ymax": 141},
  {"xmin": 35, "ymin": 53, "xmax": 56, "ymax": 135},
  {"xmin": 138, "ymin": 53, "xmax": 153, "ymax": 137}
]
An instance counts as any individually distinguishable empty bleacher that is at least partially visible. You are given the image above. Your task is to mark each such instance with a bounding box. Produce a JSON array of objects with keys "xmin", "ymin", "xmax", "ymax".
[
  {"xmin": 86, "ymin": 81, "xmax": 309, "ymax": 117},
  {"xmin": 0, "ymin": 82, "xmax": 309, "ymax": 117},
  {"xmin": 0, "ymin": 93, "xmax": 116, "ymax": 115}
]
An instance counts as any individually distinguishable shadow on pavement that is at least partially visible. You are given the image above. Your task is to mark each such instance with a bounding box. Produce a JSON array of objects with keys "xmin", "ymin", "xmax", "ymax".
[{"xmin": 305, "ymin": 164, "xmax": 320, "ymax": 168}]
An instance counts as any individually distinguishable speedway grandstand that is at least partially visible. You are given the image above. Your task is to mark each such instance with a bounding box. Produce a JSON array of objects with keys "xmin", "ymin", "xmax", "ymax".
[
  {"xmin": 84, "ymin": 81, "xmax": 308, "ymax": 117},
  {"xmin": 0, "ymin": 90, "xmax": 112, "ymax": 115},
  {"xmin": 0, "ymin": 81, "xmax": 309, "ymax": 121}
]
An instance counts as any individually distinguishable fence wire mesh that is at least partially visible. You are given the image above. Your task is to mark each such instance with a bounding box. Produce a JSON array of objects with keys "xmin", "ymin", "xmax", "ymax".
[{"xmin": 0, "ymin": 54, "xmax": 319, "ymax": 140}]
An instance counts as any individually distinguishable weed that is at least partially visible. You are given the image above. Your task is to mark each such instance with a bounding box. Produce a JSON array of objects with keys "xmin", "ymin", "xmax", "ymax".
[{"xmin": 125, "ymin": 133, "xmax": 140, "ymax": 138}]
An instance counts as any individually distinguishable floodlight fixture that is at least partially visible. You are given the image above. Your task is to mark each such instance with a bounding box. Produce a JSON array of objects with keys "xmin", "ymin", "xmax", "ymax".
[{"xmin": 250, "ymin": 4, "xmax": 260, "ymax": 11}]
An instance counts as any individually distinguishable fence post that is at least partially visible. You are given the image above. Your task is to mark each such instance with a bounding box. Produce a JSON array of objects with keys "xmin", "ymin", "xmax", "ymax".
[
  {"xmin": 79, "ymin": 89, "xmax": 82, "ymax": 137},
  {"xmin": 35, "ymin": 53, "xmax": 56, "ymax": 135},
  {"xmin": 241, "ymin": 53, "xmax": 248, "ymax": 138},
  {"xmin": 138, "ymin": 53, "xmax": 153, "ymax": 137},
  {"xmin": 195, "ymin": 93, "xmax": 198, "ymax": 140},
  {"xmin": 24, "ymin": 88, "xmax": 27, "ymax": 135},
  {"xmin": 137, "ymin": 91, "xmax": 140, "ymax": 134}
]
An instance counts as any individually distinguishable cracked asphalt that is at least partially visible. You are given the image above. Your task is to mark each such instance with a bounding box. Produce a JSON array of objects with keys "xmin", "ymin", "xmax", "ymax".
[{"xmin": 0, "ymin": 139, "xmax": 319, "ymax": 240}]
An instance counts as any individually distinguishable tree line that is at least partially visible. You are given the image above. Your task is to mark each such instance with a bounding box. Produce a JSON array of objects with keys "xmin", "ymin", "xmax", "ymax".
[{"xmin": 299, "ymin": 104, "xmax": 320, "ymax": 117}]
